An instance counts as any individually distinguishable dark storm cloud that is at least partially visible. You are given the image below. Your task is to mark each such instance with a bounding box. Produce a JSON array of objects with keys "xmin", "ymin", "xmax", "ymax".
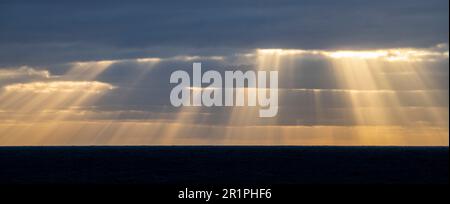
[{"xmin": 0, "ymin": 0, "xmax": 448, "ymax": 65}]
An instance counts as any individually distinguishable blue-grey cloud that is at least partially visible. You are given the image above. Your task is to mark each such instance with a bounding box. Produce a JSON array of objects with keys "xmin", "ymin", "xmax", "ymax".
[{"xmin": 0, "ymin": 0, "xmax": 448, "ymax": 66}]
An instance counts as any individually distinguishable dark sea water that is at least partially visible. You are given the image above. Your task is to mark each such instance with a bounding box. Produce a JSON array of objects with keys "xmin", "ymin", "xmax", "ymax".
[{"xmin": 0, "ymin": 146, "xmax": 448, "ymax": 184}]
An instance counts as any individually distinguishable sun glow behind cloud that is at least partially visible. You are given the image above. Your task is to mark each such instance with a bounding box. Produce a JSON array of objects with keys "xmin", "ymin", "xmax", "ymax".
[
  {"xmin": 0, "ymin": 45, "xmax": 448, "ymax": 146},
  {"xmin": 4, "ymin": 81, "xmax": 114, "ymax": 93},
  {"xmin": 256, "ymin": 44, "xmax": 449, "ymax": 61},
  {"xmin": 0, "ymin": 66, "xmax": 51, "ymax": 79}
]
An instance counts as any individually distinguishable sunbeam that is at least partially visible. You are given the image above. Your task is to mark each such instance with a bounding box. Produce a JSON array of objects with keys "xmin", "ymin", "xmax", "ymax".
[{"xmin": 0, "ymin": 45, "xmax": 448, "ymax": 146}]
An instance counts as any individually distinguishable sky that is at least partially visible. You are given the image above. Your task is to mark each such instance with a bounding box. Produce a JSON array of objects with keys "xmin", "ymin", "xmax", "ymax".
[{"xmin": 0, "ymin": 0, "xmax": 448, "ymax": 145}]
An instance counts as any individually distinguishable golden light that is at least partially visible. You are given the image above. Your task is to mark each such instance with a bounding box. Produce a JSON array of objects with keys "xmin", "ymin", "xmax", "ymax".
[
  {"xmin": 136, "ymin": 57, "xmax": 162, "ymax": 63},
  {"xmin": 325, "ymin": 50, "xmax": 388, "ymax": 59},
  {"xmin": 256, "ymin": 45, "xmax": 448, "ymax": 62},
  {"xmin": 0, "ymin": 45, "xmax": 448, "ymax": 146},
  {"xmin": 0, "ymin": 66, "xmax": 50, "ymax": 79},
  {"xmin": 3, "ymin": 81, "xmax": 114, "ymax": 94}
]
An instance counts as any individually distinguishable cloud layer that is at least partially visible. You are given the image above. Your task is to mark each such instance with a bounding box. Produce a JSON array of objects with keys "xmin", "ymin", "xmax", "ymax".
[{"xmin": 0, "ymin": 0, "xmax": 448, "ymax": 66}]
